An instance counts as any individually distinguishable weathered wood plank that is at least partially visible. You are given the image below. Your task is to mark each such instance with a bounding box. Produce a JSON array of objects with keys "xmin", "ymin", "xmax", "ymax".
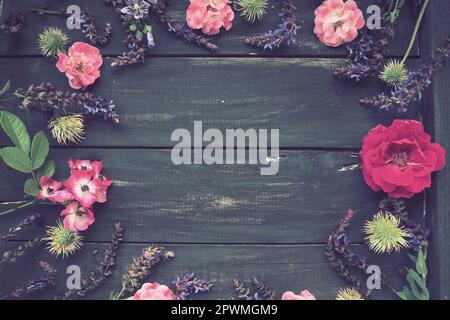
[
  {"xmin": 0, "ymin": 149, "xmax": 423, "ymax": 243},
  {"xmin": 0, "ymin": 0, "xmax": 419, "ymax": 57},
  {"xmin": 421, "ymin": 0, "xmax": 450, "ymax": 300},
  {"xmin": 0, "ymin": 58, "xmax": 420, "ymax": 148},
  {"xmin": 0, "ymin": 242, "xmax": 408, "ymax": 300}
]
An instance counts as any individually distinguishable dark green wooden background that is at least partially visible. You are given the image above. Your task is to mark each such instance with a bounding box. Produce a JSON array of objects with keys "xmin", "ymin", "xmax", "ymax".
[{"xmin": 0, "ymin": 0, "xmax": 448, "ymax": 300}]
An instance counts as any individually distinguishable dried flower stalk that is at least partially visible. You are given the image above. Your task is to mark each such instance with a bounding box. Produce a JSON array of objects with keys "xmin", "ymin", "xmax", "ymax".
[{"xmin": 59, "ymin": 223, "xmax": 124, "ymax": 300}]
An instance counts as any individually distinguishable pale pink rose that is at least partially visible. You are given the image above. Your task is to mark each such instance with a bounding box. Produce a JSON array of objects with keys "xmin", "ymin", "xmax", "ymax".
[
  {"xmin": 281, "ymin": 290, "xmax": 316, "ymax": 300},
  {"xmin": 186, "ymin": 0, "xmax": 234, "ymax": 35},
  {"xmin": 56, "ymin": 42, "xmax": 103, "ymax": 89},
  {"xmin": 68, "ymin": 159, "xmax": 112, "ymax": 188},
  {"xmin": 37, "ymin": 176, "xmax": 73, "ymax": 203},
  {"xmin": 314, "ymin": 0, "xmax": 365, "ymax": 47},
  {"xmin": 131, "ymin": 283, "xmax": 177, "ymax": 300},
  {"xmin": 60, "ymin": 202, "xmax": 95, "ymax": 231},
  {"xmin": 63, "ymin": 170, "xmax": 104, "ymax": 208}
]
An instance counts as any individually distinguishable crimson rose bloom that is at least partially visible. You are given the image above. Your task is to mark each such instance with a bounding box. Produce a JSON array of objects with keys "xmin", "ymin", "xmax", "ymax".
[{"xmin": 360, "ymin": 120, "xmax": 445, "ymax": 199}]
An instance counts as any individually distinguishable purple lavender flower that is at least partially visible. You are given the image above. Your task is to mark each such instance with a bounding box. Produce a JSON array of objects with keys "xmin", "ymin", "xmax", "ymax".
[
  {"xmin": 173, "ymin": 273, "xmax": 213, "ymax": 300},
  {"xmin": 120, "ymin": 0, "xmax": 154, "ymax": 19},
  {"xmin": 245, "ymin": 0, "xmax": 300, "ymax": 50}
]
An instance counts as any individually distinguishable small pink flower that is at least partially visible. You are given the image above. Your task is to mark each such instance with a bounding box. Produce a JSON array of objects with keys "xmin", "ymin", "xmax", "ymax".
[
  {"xmin": 63, "ymin": 170, "xmax": 103, "ymax": 208},
  {"xmin": 131, "ymin": 283, "xmax": 177, "ymax": 300},
  {"xmin": 37, "ymin": 176, "xmax": 72, "ymax": 203},
  {"xmin": 186, "ymin": 0, "xmax": 234, "ymax": 35},
  {"xmin": 281, "ymin": 290, "xmax": 316, "ymax": 300},
  {"xmin": 69, "ymin": 159, "xmax": 113, "ymax": 189},
  {"xmin": 56, "ymin": 42, "xmax": 103, "ymax": 89},
  {"xmin": 314, "ymin": 0, "xmax": 365, "ymax": 47},
  {"xmin": 60, "ymin": 202, "xmax": 95, "ymax": 231}
]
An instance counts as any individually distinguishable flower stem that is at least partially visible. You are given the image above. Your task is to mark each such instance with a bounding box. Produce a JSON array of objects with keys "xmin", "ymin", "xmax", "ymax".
[
  {"xmin": 0, "ymin": 200, "xmax": 36, "ymax": 217},
  {"xmin": 29, "ymin": 8, "xmax": 68, "ymax": 17},
  {"xmin": 400, "ymin": 0, "xmax": 429, "ymax": 65}
]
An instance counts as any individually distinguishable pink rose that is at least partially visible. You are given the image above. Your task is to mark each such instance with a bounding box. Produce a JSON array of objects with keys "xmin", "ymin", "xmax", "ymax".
[
  {"xmin": 186, "ymin": 0, "xmax": 234, "ymax": 35},
  {"xmin": 132, "ymin": 283, "xmax": 177, "ymax": 300},
  {"xmin": 63, "ymin": 170, "xmax": 104, "ymax": 208},
  {"xmin": 37, "ymin": 176, "xmax": 73, "ymax": 203},
  {"xmin": 68, "ymin": 159, "xmax": 112, "ymax": 188},
  {"xmin": 56, "ymin": 42, "xmax": 103, "ymax": 89},
  {"xmin": 314, "ymin": 0, "xmax": 365, "ymax": 47},
  {"xmin": 281, "ymin": 290, "xmax": 316, "ymax": 300},
  {"xmin": 60, "ymin": 202, "xmax": 95, "ymax": 231}
]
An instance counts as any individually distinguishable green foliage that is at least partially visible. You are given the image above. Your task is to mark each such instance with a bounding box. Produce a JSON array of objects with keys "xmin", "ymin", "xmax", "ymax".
[
  {"xmin": 30, "ymin": 131, "xmax": 49, "ymax": 170},
  {"xmin": 24, "ymin": 178, "xmax": 39, "ymax": 197},
  {"xmin": 0, "ymin": 111, "xmax": 52, "ymax": 199},
  {"xmin": 386, "ymin": 0, "xmax": 406, "ymax": 24},
  {"xmin": 37, "ymin": 161, "xmax": 56, "ymax": 178},
  {"xmin": 0, "ymin": 110, "xmax": 30, "ymax": 154},
  {"xmin": 396, "ymin": 247, "xmax": 430, "ymax": 300}
]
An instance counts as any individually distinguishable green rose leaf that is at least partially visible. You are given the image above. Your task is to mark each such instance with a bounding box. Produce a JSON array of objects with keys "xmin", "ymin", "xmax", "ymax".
[
  {"xmin": 24, "ymin": 178, "xmax": 40, "ymax": 197},
  {"xmin": 30, "ymin": 131, "xmax": 49, "ymax": 170},
  {"xmin": 37, "ymin": 160, "xmax": 56, "ymax": 178},
  {"xmin": 396, "ymin": 287, "xmax": 414, "ymax": 300},
  {"xmin": 0, "ymin": 111, "xmax": 31, "ymax": 154},
  {"xmin": 0, "ymin": 147, "xmax": 33, "ymax": 173},
  {"xmin": 416, "ymin": 247, "xmax": 428, "ymax": 278}
]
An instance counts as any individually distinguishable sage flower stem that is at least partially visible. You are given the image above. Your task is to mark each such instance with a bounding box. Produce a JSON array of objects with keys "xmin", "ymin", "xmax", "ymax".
[
  {"xmin": 0, "ymin": 200, "xmax": 36, "ymax": 217},
  {"xmin": 400, "ymin": 0, "xmax": 429, "ymax": 65}
]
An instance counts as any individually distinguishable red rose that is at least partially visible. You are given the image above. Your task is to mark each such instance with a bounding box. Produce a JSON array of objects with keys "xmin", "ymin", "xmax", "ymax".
[{"xmin": 360, "ymin": 120, "xmax": 445, "ymax": 198}]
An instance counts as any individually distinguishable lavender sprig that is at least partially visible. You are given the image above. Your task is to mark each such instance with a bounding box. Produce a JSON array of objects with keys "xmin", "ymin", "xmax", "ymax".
[
  {"xmin": 59, "ymin": 223, "xmax": 124, "ymax": 300},
  {"xmin": 0, "ymin": 213, "xmax": 42, "ymax": 242},
  {"xmin": 1, "ymin": 12, "xmax": 25, "ymax": 34},
  {"xmin": 245, "ymin": 0, "xmax": 300, "ymax": 50},
  {"xmin": 360, "ymin": 37, "xmax": 450, "ymax": 112},
  {"xmin": 231, "ymin": 277, "xmax": 275, "ymax": 300},
  {"xmin": 173, "ymin": 273, "xmax": 213, "ymax": 300},
  {"xmin": 81, "ymin": 10, "xmax": 113, "ymax": 46},
  {"xmin": 3, "ymin": 261, "xmax": 57, "ymax": 299},
  {"xmin": 334, "ymin": 33, "xmax": 388, "ymax": 82},
  {"xmin": 120, "ymin": 245, "xmax": 174, "ymax": 296},
  {"xmin": 0, "ymin": 238, "xmax": 43, "ymax": 268},
  {"xmin": 252, "ymin": 277, "xmax": 275, "ymax": 300},
  {"xmin": 14, "ymin": 82, "xmax": 119, "ymax": 124},
  {"xmin": 105, "ymin": 0, "xmax": 156, "ymax": 67},
  {"xmin": 232, "ymin": 277, "xmax": 252, "ymax": 300},
  {"xmin": 151, "ymin": 0, "xmax": 218, "ymax": 52},
  {"xmin": 326, "ymin": 209, "xmax": 367, "ymax": 296}
]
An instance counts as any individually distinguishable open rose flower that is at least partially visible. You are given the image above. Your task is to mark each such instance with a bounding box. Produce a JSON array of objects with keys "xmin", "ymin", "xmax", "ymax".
[
  {"xmin": 37, "ymin": 176, "xmax": 72, "ymax": 203},
  {"xmin": 63, "ymin": 170, "xmax": 105, "ymax": 208},
  {"xmin": 68, "ymin": 159, "xmax": 112, "ymax": 188},
  {"xmin": 314, "ymin": 0, "xmax": 365, "ymax": 47},
  {"xmin": 131, "ymin": 283, "xmax": 177, "ymax": 300},
  {"xmin": 360, "ymin": 120, "xmax": 446, "ymax": 199},
  {"xmin": 56, "ymin": 42, "xmax": 103, "ymax": 89},
  {"xmin": 282, "ymin": 290, "xmax": 316, "ymax": 300},
  {"xmin": 60, "ymin": 202, "xmax": 95, "ymax": 231},
  {"xmin": 186, "ymin": 0, "xmax": 234, "ymax": 35}
]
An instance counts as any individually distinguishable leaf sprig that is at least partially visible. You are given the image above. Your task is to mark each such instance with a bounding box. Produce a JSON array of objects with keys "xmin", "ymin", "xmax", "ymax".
[
  {"xmin": 0, "ymin": 109, "xmax": 54, "ymax": 217},
  {"xmin": 396, "ymin": 247, "xmax": 430, "ymax": 300}
]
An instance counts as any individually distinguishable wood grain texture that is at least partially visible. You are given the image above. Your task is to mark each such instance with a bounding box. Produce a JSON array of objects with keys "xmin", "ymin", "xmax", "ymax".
[
  {"xmin": 0, "ymin": 242, "xmax": 408, "ymax": 300},
  {"xmin": 0, "ymin": 149, "xmax": 423, "ymax": 244},
  {"xmin": 0, "ymin": 0, "xmax": 420, "ymax": 57},
  {"xmin": 0, "ymin": 58, "xmax": 420, "ymax": 148},
  {"xmin": 421, "ymin": 1, "xmax": 450, "ymax": 300}
]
